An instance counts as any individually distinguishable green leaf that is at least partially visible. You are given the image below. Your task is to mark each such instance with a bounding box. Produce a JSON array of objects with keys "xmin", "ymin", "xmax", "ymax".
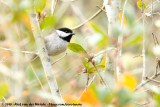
[
  {"xmin": 118, "ymin": 89, "xmax": 131, "ymax": 106},
  {"xmin": 68, "ymin": 43, "xmax": 89, "ymax": 68},
  {"xmin": 154, "ymin": 93, "xmax": 160, "ymax": 107},
  {"xmin": 88, "ymin": 65, "xmax": 105, "ymax": 73},
  {"xmin": 95, "ymin": 85, "xmax": 114, "ymax": 103},
  {"xmin": 40, "ymin": 15, "xmax": 56, "ymax": 30},
  {"xmin": 123, "ymin": 35, "xmax": 142, "ymax": 47},
  {"xmin": 26, "ymin": 66, "xmax": 35, "ymax": 80},
  {"xmin": 67, "ymin": 43, "xmax": 87, "ymax": 53},
  {"xmin": 35, "ymin": 0, "xmax": 47, "ymax": 13},
  {"xmin": 93, "ymin": 54, "xmax": 104, "ymax": 65},
  {"xmin": 137, "ymin": 1, "xmax": 146, "ymax": 11},
  {"xmin": 90, "ymin": 23, "xmax": 109, "ymax": 47},
  {"xmin": 90, "ymin": 23, "xmax": 106, "ymax": 36}
]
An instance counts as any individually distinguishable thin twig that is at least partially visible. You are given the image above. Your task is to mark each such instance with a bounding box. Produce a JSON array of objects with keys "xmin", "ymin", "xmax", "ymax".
[
  {"xmin": 51, "ymin": 53, "xmax": 67, "ymax": 65},
  {"xmin": 86, "ymin": 73, "xmax": 90, "ymax": 86},
  {"xmin": 135, "ymin": 72, "xmax": 160, "ymax": 91},
  {"xmin": 152, "ymin": 33, "xmax": 159, "ymax": 46},
  {"xmin": 51, "ymin": 0, "xmax": 58, "ymax": 15},
  {"xmin": 154, "ymin": 34, "xmax": 159, "ymax": 45},
  {"xmin": 146, "ymin": 76, "xmax": 160, "ymax": 83},
  {"xmin": 2, "ymin": 96, "xmax": 6, "ymax": 102},
  {"xmin": 151, "ymin": 0, "xmax": 153, "ymax": 25},
  {"xmin": 78, "ymin": 74, "xmax": 96, "ymax": 100},
  {"xmin": 60, "ymin": 0, "xmax": 77, "ymax": 2},
  {"xmin": 0, "ymin": 47, "xmax": 37, "ymax": 54},
  {"xmin": 141, "ymin": 0, "xmax": 146, "ymax": 82},
  {"xmin": 135, "ymin": 59, "xmax": 160, "ymax": 90},
  {"xmin": 71, "ymin": 5, "xmax": 105, "ymax": 30},
  {"xmin": 0, "ymin": 0, "xmax": 9, "ymax": 7},
  {"xmin": 92, "ymin": 62, "xmax": 110, "ymax": 89},
  {"xmin": 96, "ymin": 5, "xmax": 106, "ymax": 13},
  {"xmin": 155, "ymin": 59, "xmax": 159, "ymax": 76},
  {"xmin": 30, "ymin": 64, "xmax": 46, "ymax": 91},
  {"xmin": 135, "ymin": 30, "xmax": 160, "ymax": 90},
  {"xmin": 30, "ymin": 64, "xmax": 51, "ymax": 103},
  {"xmin": 134, "ymin": 101, "xmax": 150, "ymax": 106},
  {"xmin": 152, "ymin": 33, "xmax": 157, "ymax": 46},
  {"xmin": 116, "ymin": 0, "xmax": 128, "ymax": 80}
]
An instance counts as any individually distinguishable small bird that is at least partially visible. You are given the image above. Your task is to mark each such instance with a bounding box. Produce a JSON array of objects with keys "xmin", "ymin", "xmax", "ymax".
[{"xmin": 45, "ymin": 28, "xmax": 75, "ymax": 56}]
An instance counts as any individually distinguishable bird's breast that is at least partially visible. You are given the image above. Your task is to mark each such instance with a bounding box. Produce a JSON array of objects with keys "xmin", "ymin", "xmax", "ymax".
[{"xmin": 45, "ymin": 36, "xmax": 68, "ymax": 56}]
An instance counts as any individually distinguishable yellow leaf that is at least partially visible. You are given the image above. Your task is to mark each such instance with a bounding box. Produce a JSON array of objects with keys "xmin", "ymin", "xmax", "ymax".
[
  {"xmin": 63, "ymin": 95, "xmax": 78, "ymax": 103},
  {"xmin": 116, "ymin": 72, "xmax": 137, "ymax": 91},
  {"xmin": 0, "ymin": 83, "xmax": 9, "ymax": 99},
  {"xmin": 23, "ymin": 90, "xmax": 30, "ymax": 96},
  {"xmin": 79, "ymin": 89, "xmax": 101, "ymax": 106},
  {"xmin": 120, "ymin": 12, "xmax": 126, "ymax": 26},
  {"xmin": 63, "ymin": 95, "xmax": 80, "ymax": 107},
  {"xmin": 20, "ymin": 14, "xmax": 32, "ymax": 31}
]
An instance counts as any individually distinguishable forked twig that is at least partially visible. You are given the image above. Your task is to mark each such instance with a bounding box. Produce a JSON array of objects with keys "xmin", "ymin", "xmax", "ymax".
[
  {"xmin": 92, "ymin": 62, "xmax": 110, "ymax": 89},
  {"xmin": 78, "ymin": 74, "xmax": 96, "ymax": 100},
  {"xmin": 146, "ymin": 76, "xmax": 160, "ymax": 83},
  {"xmin": 135, "ymin": 60, "xmax": 160, "ymax": 91},
  {"xmin": 96, "ymin": 5, "xmax": 106, "ymax": 13}
]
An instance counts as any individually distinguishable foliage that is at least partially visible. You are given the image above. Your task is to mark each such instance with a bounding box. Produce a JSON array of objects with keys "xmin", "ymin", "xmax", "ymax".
[
  {"xmin": 137, "ymin": 1, "xmax": 146, "ymax": 11},
  {"xmin": 0, "ymin": 0, "xmax": 160, "ymax": 107}
]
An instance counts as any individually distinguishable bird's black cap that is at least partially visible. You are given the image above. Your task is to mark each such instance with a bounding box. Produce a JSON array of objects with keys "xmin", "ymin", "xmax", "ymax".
[
  {"xmin": 58, "ymin": 28, "xmax": 73, "ymax": 33},
  {"xmin": 58, "ymin": 27, "xmax": 75, "ymax": 42}
]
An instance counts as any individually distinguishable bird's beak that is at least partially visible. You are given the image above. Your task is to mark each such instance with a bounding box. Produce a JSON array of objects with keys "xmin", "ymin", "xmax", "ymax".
[{"xmin": 71, "ymin": 33, "xmax": 75, "ymax": 35}]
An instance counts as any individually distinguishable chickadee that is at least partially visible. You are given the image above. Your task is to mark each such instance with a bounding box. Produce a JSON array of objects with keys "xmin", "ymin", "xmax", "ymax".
[{"xmin": 45, "ymin": 28, "xmax": 75, "ymax": 56}]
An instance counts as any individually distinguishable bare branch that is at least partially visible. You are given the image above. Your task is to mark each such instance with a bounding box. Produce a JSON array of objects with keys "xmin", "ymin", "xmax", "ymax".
[
  {"xmin": 29, "ymin": 7, "xmax": 64, "ymax": 104},
  {"xmin": 152, "ymin": 33, "xmax": 159, "ymax": 46},
  {"xmin": 0, "ymin": 47, "xmax": 37, "ymax": 54},
  {"xmin": 51, "ymin": 0, "xmax": 58, "ymax": 15},
  {"xmin": 116, "ymin": 0, "xmax": 128, "ymax": 80},
  {"xmin": 51, "ymin": 53, "xmax": 67, "ymax": 65},
  {"xmin": 135, "ymin": 70, "xmax": 160, "ymax": 91},
  {"xmin": 0, "ymin": 0, "xmax": 9, "ymax": 7},
  {"xmin": 146, "ymin": 76, "xmax": 160, "ymax": 84},
  {"xmin": 141, "ymin": 0, "xmax": 146, "ymax": 82},
  {"xmin": 92, "ymin": 62, "xmax": 110, "ymax": 89},
  {"xmin": 96, "ymin": 5, "xmax": 106, "ymax": 13},
  {"xmin": 30, "ymin": 64, "xmax": 51, "ymax": 103},
  {"xmin": 71, "ymin": 5, "xmax": 105, "ymax": 30},
  {"xmin": 78, "ymin": 74, "xmax": 96, "ymax": 100}
]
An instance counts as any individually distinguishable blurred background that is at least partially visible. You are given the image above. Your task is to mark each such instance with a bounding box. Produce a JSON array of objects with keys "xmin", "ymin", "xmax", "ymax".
[{"xmin": 0, "ymin": 0, "xmax": 160, "ymax": 106}]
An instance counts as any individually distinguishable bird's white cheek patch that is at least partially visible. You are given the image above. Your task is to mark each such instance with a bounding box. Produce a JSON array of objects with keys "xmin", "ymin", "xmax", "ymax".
[{"xmin": 56, "ymin": 30, "xmax": 70, "ymax": 37}]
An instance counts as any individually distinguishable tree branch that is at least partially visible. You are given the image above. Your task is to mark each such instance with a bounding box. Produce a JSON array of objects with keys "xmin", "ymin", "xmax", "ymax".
[
  {"xmin": 71, "ymin": 5, "xmax": 105, "ymax": 30},
  {"xmin": 29, "ymin": 7, "xmax": 64, "ymax": 104},
  {"xmin": 135, "ymin": 60, "xmax": 160, "ymax": 91},
  {"xmin": 51, "ymin": 0, "xmax": 58, "ymax": 15},
  {"xmin": 92, "ymin": 62, "xmax": 110, "ymax": 89},
  {"xmin": 78, "ymin": 74, "xmax": 96, "ymax": 100},
  {"xmin": 0, "ymin": 47, "xmax": 37, "ymax": 54}
]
